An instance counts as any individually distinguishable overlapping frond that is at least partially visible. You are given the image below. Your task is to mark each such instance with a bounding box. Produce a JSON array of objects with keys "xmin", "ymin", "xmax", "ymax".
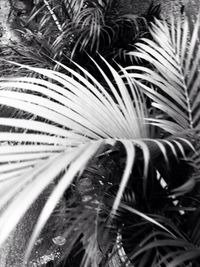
[
  {"xmin": 115, "ymin": 14, "xmax": 200, "ymax": 266},
  {"xmin": 127, "ymin": 14, "xmax": 200, "ymax": 131}
]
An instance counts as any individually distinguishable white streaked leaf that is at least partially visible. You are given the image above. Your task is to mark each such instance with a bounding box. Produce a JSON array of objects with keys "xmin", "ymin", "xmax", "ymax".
[
  {"xmin": 0, "ymin": 118, "xmax": 88, "ymax": 140},
  {"xmin": 127, "ymin": 15, "xmax": 200, "ymax": 130},
  {"xmin": 0, "ymin": 146, "xmax": 84, "ymax": 246},
  {"xmin": 24, "ymin": 140, "xmax": 103, "ymax": 261},
  {"xmin": 112, "ymin": 140, "xmax": 135, "ymax": 213}
]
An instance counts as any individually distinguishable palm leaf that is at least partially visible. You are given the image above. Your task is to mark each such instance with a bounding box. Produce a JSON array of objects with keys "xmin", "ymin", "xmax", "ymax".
[
  {"xmin": 0, "ymin": 58, "xmax": 194, "ymax": 263},
  {"xmin": 120, "ymin": 16, "xmax": 200, "ymax": 266},
  {"xmin": 127, "ymin": 14, "xmax": 200, "ymax": 131},
  {"xmin": 125, "ymin": 14, "xmax": 200, "ymax": 200}
]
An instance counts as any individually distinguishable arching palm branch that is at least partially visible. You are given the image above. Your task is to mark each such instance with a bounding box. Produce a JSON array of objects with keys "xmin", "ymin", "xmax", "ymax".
[
  {"xmin": 126, "ymin": 14, "xmax": 200, "ymax": 193},
  {"xmin": 0, "ymin": 55, "xmax": 194, "ymax": 266},
  {"xmin": 127, "ymin": 15, "xmax": 200, "ymax": 132},
  {"xmin": 124, "ymin": 14, "xmax": 200, "ymax": 266}
]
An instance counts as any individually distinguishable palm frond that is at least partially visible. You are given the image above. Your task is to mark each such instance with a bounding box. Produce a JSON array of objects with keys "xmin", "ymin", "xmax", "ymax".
[
  {"xmin": 126, "ymin": 14, "xmax": 200, "ymax": 131},
  {"xmin": 0, "ymin": 58, "xmax": 194, "ymax": 264}
]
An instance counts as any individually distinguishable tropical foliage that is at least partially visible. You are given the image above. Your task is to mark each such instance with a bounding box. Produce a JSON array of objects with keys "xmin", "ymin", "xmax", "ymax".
[
  {"xmin": 123, "ymin": 14, "xmax": 200, "ymax": 266},
  {"xmin": 8, "ymin": 0, "xmax": 161, "ymax": 69},
  {"xmin": 0, "ymin": 1, "xmax": 200, "ymax": 267}
]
